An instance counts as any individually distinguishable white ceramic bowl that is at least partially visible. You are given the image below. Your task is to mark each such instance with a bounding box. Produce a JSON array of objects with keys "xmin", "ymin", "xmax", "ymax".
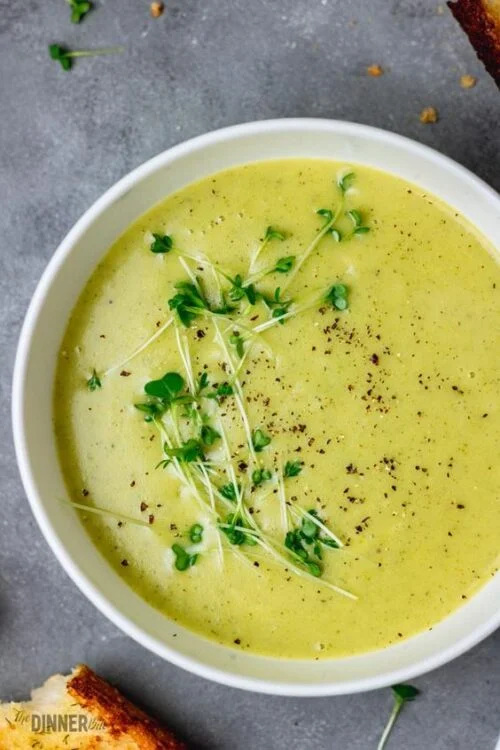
[{"xmin": 12, "ymin": 119, "xmax": 500, "ymax": 696}]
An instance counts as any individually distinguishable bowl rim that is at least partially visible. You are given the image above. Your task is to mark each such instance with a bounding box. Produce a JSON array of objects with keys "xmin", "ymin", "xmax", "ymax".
[{"xmin": 12, "ymin": 118, "xmax": 500, "ymax": 696}]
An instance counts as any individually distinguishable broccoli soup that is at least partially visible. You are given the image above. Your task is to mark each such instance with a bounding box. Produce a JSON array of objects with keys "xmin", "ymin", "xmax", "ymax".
[{"xmin": 54, "ymin": 160, "xmax": 500, "ymax": 659}]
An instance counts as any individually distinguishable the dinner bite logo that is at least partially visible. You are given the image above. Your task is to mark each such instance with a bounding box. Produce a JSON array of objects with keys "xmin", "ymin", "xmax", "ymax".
[{"xmin": 12, "ymin": 708, "xmax": 105, "ymax": 733}]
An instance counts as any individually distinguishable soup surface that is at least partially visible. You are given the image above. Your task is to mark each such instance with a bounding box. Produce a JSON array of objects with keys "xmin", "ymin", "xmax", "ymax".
[{"xmin": 55, "ymin": 160, "xmax": 500, "ymax": 659}]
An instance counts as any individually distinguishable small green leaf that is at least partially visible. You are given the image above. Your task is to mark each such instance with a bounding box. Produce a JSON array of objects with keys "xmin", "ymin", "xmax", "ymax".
[
  {"xmin": 264, "ymin": 226, "xmax": 285, "ymax": 242},
  {"xmin": 87, "ymin": 369, "xmax": 101, "ymax": 391},
  {"xmin": 197, "ymin": 372, "xmax": 209, "ymax": 392},
  {"xmin": 317, "ymin": 208, "xmax": 333, "ymax": 225},
  {"xmin": 330, "ymin": 228, "xmax": 342, "ymax": 242},
  {"xmin": 252, "ymin": 468, "xmax": 272, "ymax": 486},
  {"xmin": 354, "ymin": 226, "xmax": 370, "ymax": 235},
  {"xmin": 164, "ymin": 439, "xmax": 204, "ymax": 463},
  {"xmin": 284, "ymin": 460, "xmax": 303, "ymax": 478},
  {"xmin": 337, "ymin": 172, "xmax": 355, "ymax": 194},
  {"xmin": 392, "ymin": 684, "xmax": 420, "ymax": 703},
  {"xmin": 150, "ymin": 233, "xmax": 173, "ymax": 253},
  {"xmin": 274, "ymin": 256, "xmax": 295, "ymax": 274},
  {"xmin": 68, "ymin": 0, "xmax": 92, "ymax": 23},
  {"xmin": 200, "ymin": 424, "xmax": 221, "ymax": 447},
  {"xmin": 347, "ymin": 209, "xmax": 362, "ymax": 227},
  {"xmin": 220, "ymin": 483, "xmax": 238, "ymax": 502},
  {"xmin": 252, "ymin": 428, "xmax": 271, "ymax": 453},
  {"xmin": 172, "ymin": 543, "xmax": 198, "ymax": 571},
  {"xmin": 229, "ymin": 331, "xmax": 245, "ymax": 358},
  {"xmin": 325, "ymin": 283, "xmax": 349, "ymax": 311},
  {"xmin": 145, "ymin": 372, "xmax": 185, "ymax": 400},
  {"xmin": 189, "ymin": 523, "xmax": 204, "ymax": 543}
]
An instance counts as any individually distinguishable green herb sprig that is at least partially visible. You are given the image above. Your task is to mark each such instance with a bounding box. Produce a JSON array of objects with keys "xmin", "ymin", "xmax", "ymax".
[
  {"xmin": 377, "ymin": 685, "xmax": 420, "ymax": 750},
  {"xmin": 252, "ymin": 428, "xmax": 271, "ymax": 453},
  {"xmin": 252, "ymin": 468, "xmax": 272, "ymax": 486},
  {"xmin": 189, "ymin": 523, "xmax": 204, "ymax": 543},
  {"xmin": 87, "ymin": 369, "xmax": 102, "ymax": 391},
  {"xmin": 284, "ymin": 460, "xmax": 303, "ymax": 478},
  {"xmin": 172, "ymin": 543, "xmax": 198, "ymax": 571},
  {"xmin": 67, "ymin": 0, "xmax": 92, "ymax": 23},
  {"xmin": 49, "ymin": 44, "xmax": 122, "ymax": 71}
]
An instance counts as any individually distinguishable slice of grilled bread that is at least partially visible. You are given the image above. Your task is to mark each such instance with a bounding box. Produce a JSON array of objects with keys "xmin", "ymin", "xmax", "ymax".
[
  {"xmin": 448, "ymin": 0, "xmax": 500, "ymax": 84},
  {"xmin": 0, "ymin": 664, "xmax": 187, "ymax": 749}
]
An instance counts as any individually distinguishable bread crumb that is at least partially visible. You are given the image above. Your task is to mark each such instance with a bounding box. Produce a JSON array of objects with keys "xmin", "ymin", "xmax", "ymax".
[
  {"xmin": 419, "ymin": 106, "xmax": 439, "ymax": 124},
  {"xmin": 367, "ymin": 64, "xmax": 384, "ymax": 77},
  {"xmin": 150, "ymin": 1, "xmax": 164, "ymax": 17},
  {"xmin": 460, "ymin": 74, "xmax": 477, "ymax": 88}
]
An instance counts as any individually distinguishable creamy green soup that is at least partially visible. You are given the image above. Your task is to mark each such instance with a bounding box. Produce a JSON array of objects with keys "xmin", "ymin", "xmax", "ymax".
[{"xmin": 54, "ymin": 160, "xmax": 500, "ymax": 659}]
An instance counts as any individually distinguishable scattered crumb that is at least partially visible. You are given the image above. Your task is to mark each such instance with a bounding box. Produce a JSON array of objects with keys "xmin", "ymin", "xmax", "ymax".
[
  {"xmin": 150, "ymin": 1, "xmax": 164, "ymax": 18},
  {"xmin": 419, "ymin": 107, "xmax": 439, "ymax": 124},
  {"xmin": 367, "ymin": 64, "xmax": 384, "ymax": 77},
  {"xmin": 460, "ymin": 74, "xmax": 477, "ymax": 88}
]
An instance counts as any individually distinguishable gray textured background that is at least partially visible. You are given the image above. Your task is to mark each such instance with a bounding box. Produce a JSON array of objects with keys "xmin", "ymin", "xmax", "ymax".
[{"xmin": 1, "ymin": 1, "xmax": 499, "ymax": 748}]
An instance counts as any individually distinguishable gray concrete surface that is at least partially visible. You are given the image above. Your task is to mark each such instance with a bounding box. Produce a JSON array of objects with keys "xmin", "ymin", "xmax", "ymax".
[{"xmin": 1, "ymin": 0, "xmax": 499, "ymax": 748}]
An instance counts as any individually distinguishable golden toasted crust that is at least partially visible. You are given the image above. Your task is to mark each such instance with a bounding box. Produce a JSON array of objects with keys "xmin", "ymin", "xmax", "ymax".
[
  {"xmin": 447, "ymin": 0, "xmax": 500, "ymax": 84},
  {"xmin": 0, "ymin": 665, "xmax": 187, "ymax": 749},
  {"xmin": 68, "ymin": 665, "xmax": 187, "ymax": 750}
]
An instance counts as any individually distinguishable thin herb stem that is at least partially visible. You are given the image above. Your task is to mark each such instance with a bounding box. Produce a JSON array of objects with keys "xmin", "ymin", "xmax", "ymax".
[
  {"xmin": 282, "ymin": 202, "xmax": 343, "ymax": 293},
  {"xmin": 103, "ymin": 317, "xmax": 174, "ymax": 377},
  {"xmin": 66, "ymin": 47, "xmax": 124, "ymax": 58},
  {"xmin": 212, "ymin": 318, "xmax": 257, "ymax": 465},
  {"xmin": 63, "ymin": 500, "xmax": 151, "ymax": 527},
  {"xmin": 377, "ymin": 702, "xmax": 402, "ymax": 750}
]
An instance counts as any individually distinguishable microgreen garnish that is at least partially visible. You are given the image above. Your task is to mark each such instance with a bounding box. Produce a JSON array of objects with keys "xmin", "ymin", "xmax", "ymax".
[
  {"xmin": 264, "ymin": 227, "xmax": 286, "ymax": 242},
  {"xmin": 197, "ymin": 372, "xmax": 209, "ymax": 393},
  {"xmin": 325, "ymin": 283, "xmax": 349, "ymax": 311},
  {"xmin": 284, "ymin": 529, "xmax": 322, "ymax": 576},
  {"xmin": 172, "ymin": 543, "xmax": 198, "ymax": 571},
  {"xmin": 67, "ymin": 0, "xmax": 92, "ymax": 23},
  {"xmin": 87, "ymin": 370, "xmax": 101, "ymax": 391},
  {"xmin": 229, "ymin": 331, "xmax": 245, "ymax": 358},
  {"xmin": 226, "ymin": 274, "xmax": 258, "ymax": 305},
  {"xmin": 347, "ymin": 209, "xmax": 370, "ymax": 235},
  {"xmin": 150, "ymin": 233, "xmax": 173, "ymax": 253},
  {"xmin": 49, "ymin": 44, "xmax": 122, "ymax": 71},
  {"xmin": 200, "ymin": 424, "xmax": 221, "ymax": 447},
  {"xmin": 273, "ymin": 256, "xmax": 295, "ymax": 274},
  {"xmin": 189, "ymin": 523, "xmax": 204, "ymax": 543},
  {"xmin": 377, "ymin": 685, "xmax": 420, "ymax": 750},
  {"xmin": 164, "ymin": 438, "xmax": 204, "ymax": 463},
  {"xmin": 252, "ymin": 468, "xmax": 272, "ymax": 486},
  {"xmin": 337, "ymin": 172, "xmax": 355, "ymax": 194},
  {"xmin": 220, "ymin": 483, "xmax": 238, "ymax": 502},
  {"xmin": 316, "ymin": 208, "xmax": 333, "ymax": 225},
  {"xmin": 145, "ymin": 371, "xmax": 184, "ymax": 400},
  {"xmin": 285, "ymin": 509, "xmax": 340, "ymax": 574},
  {"xmin": 262, "ymin": 287, "xmax": 293, "ymax": 322},
  {"xmin": 284, "ymin": 460, "xmax": 303, "ymax": 478},
  {"xmin": 250, "ymin": 226, "xmax": 286, "ymax": 270},
  {"xmin": 168, "ymin": 281, "xmax": 209, "ymax": 327},
  {"xmin": 220, "ymin": 513, "xmax": 258, "ymax": 546},
  {"xmin": 127, "ymin": 168, "xmax": 364, "ymax": 599},
  {"xmin": 206, "ymin": 382, "xmax": 234, "ymax": 400},
  {"xmin": 252, "ymin": 428, "xmax": 271, "ymax": 453},
  {"xmin": 136, "ymin": 371, "xmax": 194, "ymax": 419}
]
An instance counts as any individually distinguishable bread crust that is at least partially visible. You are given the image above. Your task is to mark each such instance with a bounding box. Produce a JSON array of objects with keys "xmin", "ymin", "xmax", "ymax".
[
  {"xmin": 448, "ymin": 0, "xmax": 500, "ymax": 85},
  {"xmin": 66, "ymin": 665, "xmax": 187, "ymax": 750},
  {"xmin": 0, "ymin": 665, "xmax": 187, "ymax": 749}
]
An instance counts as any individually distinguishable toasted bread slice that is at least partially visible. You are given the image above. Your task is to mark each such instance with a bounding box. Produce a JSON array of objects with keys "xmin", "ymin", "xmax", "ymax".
[
  {"xmin": 0, "ymin": 665, "xmax": 187, "ymax": 749},
  {"xmin": 448, "ymin": 0, "xmax": 500, "ymax": 84}
]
